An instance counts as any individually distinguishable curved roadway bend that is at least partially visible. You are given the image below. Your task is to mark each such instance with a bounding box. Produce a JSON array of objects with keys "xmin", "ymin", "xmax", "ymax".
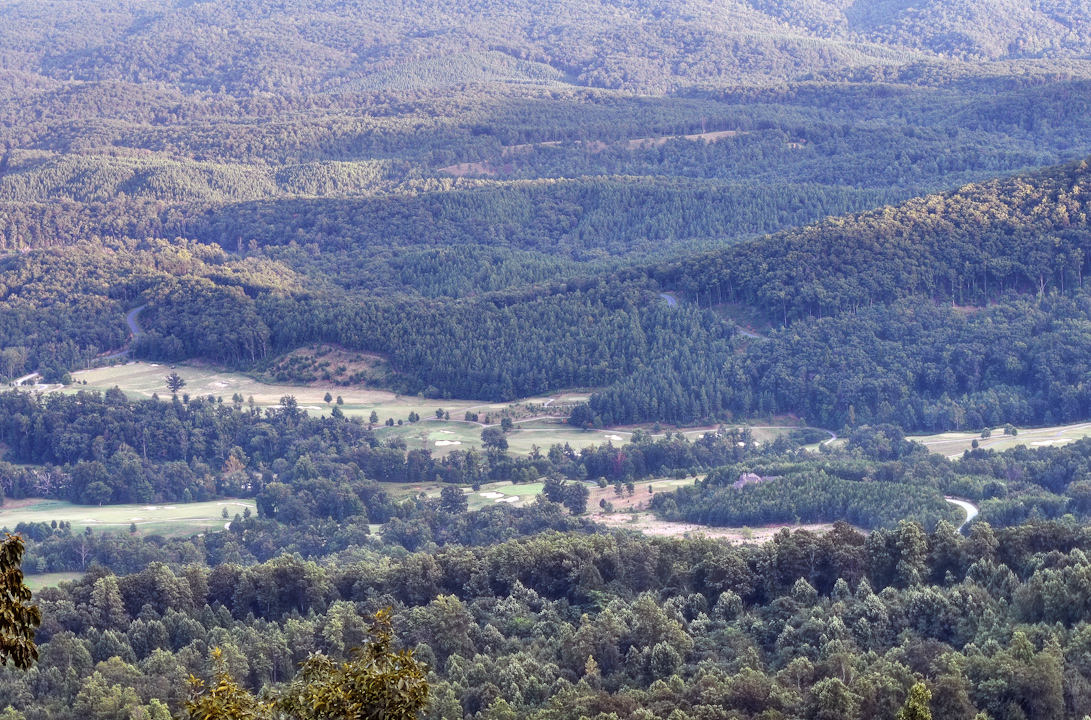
[
  {"xmin": 659, "ymin": 293, "xmax": 678, "ymax": 307},
  {"xmin": 945, "ymin": 497, "xmax": 980, "ymax": 532},
  {"xmin": 127, "ymin": 305, "xmax": 146, "ymax": 338},
  {"xmin": 98, "ymin": 305, "xmax": 147, "ymax": 361}
]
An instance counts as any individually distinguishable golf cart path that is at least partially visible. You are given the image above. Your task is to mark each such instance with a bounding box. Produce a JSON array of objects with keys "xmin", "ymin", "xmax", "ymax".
[{"xmin": 945, "ymin": 497, "xmax": 979, "ymax": 531}]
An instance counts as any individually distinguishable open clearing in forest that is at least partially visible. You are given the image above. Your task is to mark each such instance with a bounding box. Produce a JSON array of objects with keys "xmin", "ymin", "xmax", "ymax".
[
  {"xmin": 0, "ymin": 498, "xmax": 255, "ymax": 537},
  {"xmin": 378, "ymin": 418, "xmax": 798, "ymax": 457},
  {"xmin": 592, "ymin": 512, "xmax": 838, "ymax": 544},
  {"xmin": 24, "ymin": 572, "xmax": 82, "ymax": 590},
  {"xmin": 66, "ymin": 361, "xmax": 486, "ymax": 421},
  {"xmin": 389, "ymin": 476, "xmax": 701, "ymax": 511},
  {"xmin": 63, "ymin": 362, "xmax": 589, "ymax": 429},
  {"xmin": 62, "ymin": 362, "xmax": 798, "ymax": 457},
  {"xmin": 913, "ymin": 421, "xmax": 1091, "ymax": 458},
  {"xmin": 379, "ymin": 418, "xmax": 623, "ymax": 457},
  {"xmin": 387, "ymin": 480, "xmax": 546, "ymax": 510}
]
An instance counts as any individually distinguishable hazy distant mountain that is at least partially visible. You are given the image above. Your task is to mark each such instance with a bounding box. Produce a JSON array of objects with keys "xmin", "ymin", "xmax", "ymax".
[{"xmin": 1, "ymin": 0, "xmax": 1088, "ymax": 95}]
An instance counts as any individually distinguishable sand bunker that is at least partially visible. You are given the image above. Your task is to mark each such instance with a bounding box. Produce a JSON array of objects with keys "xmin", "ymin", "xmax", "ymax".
[
  {"xmin": 496, "ymin": 496, "xmax": 519, "ymax": 503},
  {"xmin": 1032, "ymin": 439, "xmax": 1075, "ymax": 447},
  {"xmin": 604, "ymin": 434, "xmax": 623, "ymax": 441},
  {"xmin": 435, "ymin": 440, "xmax": 462, "ymax": 446},
  {"xmin": 479, "ymin": 492, "xmax": 505, "ymax": 499}
]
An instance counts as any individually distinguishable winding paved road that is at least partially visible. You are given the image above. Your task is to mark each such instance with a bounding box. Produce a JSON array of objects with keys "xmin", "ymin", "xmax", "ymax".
[
  {"xmin": 945, "ymin": 497, "xmax": 979, "ymax": 532},
  {"xmin": 99, "ymin": 305, "xmax": 147, "ymax": 361},
  {"xmin": 127, "ymin": 305, "xmax": 146, "ymax": 338}
]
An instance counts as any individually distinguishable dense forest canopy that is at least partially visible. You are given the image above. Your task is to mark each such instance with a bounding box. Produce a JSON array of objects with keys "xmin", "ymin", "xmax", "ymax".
[{"xmin": 7, "ymin": 0, "xmax": 1091, "ymax": 718}]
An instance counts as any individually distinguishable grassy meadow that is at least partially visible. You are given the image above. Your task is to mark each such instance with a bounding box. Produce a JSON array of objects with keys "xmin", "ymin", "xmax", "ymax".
[
  {"xmin": 63, "ymin": 361, "xmax": 798, "ymax": 458},
  {"xmin": 912, "ymin": 422, "xmax": 1091, "ymax": 458},
  {"xmin": 0, "ymin": 498, "xmax": 255, "ymax": 537},
  {"xmin": 24, "ymin": 572, "xmax": 83, "ymax": 590}
]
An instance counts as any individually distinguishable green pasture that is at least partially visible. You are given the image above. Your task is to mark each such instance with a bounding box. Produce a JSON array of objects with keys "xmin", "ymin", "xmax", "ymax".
[
  {"xmin": 24, "ymin": 572, "xmax": 83, "ymax": 590},
  {"xmin": 387, "ymin": 475, "xmax": 698, "ymax": 512},
  {"xmin": 66, "ymin": 361, "xmax": 485, "ymax": 421},
  {"xmin": 386, "ymin": 479, "xmax": 547, "ymax": 509},
  {"xmin": 64, "ymin": 362, "xmax": 797, "ymax": 458},
  {"xmin": 912, "ymin": 421, "xmax": 1091, "ymax": 458},
  {"xmin": 376, "ymin": 421, "xmax": 485, "ymax": 454},
  {"xmin": 375, "ymin": 419, "xmax": 798, "ymax": 458},
  {"xmin": 0, "ymin": 498, "xmax": 255, "ymax": 537},
  {"xmin": 374, "ymin": 418, "xmax": 627, "ymax": 456}
]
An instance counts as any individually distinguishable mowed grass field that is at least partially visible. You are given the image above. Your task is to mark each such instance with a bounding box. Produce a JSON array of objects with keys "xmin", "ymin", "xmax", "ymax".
[
  {"xmin": 64, "ymin": 361, "xmax": 798, "ymax": 457},
  {"xmin": 387, "ymin": 480, "xmax": 547, "ymax": 510},
  {"xmin": 374, "ymin": 419, "xmax": 799, "ymax": 457},
  {"xmin": 24, "ymin": 572, "xmax": 83, "ymax": 590},
  {"xmin": 375, "ymin": 418, "xmax": 615, "ymax": 457},
  {"xmin": 387, "ymin": 476, "xmax": 703, "ymax": 511},
  {"xmin": 912, "ymin": 421, "xmax": 1091, "ymax": 458},
  {"xmin": 0, "ymin": 498, "xmax": 255, "ymax": 537},
  {"xmin": 68, "ymin": 361, "xmax": 491, "ymax": 422}
]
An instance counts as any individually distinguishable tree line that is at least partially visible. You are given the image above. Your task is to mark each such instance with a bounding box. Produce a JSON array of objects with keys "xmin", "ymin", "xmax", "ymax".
[{"xmin": 5, "ymin": 518, "xmax": 1091, "ymax": 718}]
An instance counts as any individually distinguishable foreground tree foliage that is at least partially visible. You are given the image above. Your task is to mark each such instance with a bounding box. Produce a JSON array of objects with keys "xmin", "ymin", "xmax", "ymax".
[
  {"xmin": 0, "ymin": 535, "xmax": 39, "ymax": 670},
  {"xmin": 185, "ymin": 609, "xmax": 427, "ymax": 720},
  {"xmin": 4, "ymin": 517, "xmax": 1091, "ymax": 718},
  {"xmin": 184, "ymin": 647, "xmax": 271, "ymax": 720},
  {"xmin": 277, "ymin": 609, "xmax": 428, "ymax": 720}
]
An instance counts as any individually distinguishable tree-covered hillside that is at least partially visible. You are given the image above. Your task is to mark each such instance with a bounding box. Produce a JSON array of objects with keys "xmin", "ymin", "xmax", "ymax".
[
  {"xmin": 2, "ymin": 0, "xmax": 1090, "ymax": 96},
  {"xmin": 8, "ymin": 1, "xmax": 1091, "ymax": 719},
  {"xmin": 4, "ymin": 154, "xmax": 1091, "ymax": 434}
]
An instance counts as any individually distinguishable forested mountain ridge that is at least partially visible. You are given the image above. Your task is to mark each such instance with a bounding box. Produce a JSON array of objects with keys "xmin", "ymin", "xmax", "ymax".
[
  {"xmin": 8, "ymin": 0, "xmax": 1091, "ymax": 718},
  {"xmin": 140, "ymin": 154, "xmax": 1091, "ymax": 432},
  {"xmin": 658, "ymin": 155, "xmax": 1091, "ymax": 318},
  {"xmin": 1, "ymin": 0, "xmax": 1089, "ymax": 96},
  {"xmin": 4, "ymin": 154, "xmax": 1091, "ymax": 431}
]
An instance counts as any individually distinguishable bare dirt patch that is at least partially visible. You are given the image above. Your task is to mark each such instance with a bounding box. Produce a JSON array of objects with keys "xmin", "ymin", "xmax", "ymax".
[{"xmin": 593, "ymin": 511, "xmax": 838, "ymax": 544}]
